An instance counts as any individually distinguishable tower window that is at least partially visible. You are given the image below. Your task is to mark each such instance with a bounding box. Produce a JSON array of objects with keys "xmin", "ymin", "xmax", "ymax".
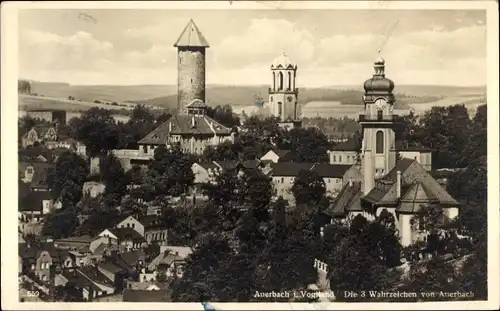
[
  {"xmin": 273, "ymin": 72, "xmax": 276, "ymax": 90},
  {"xmin": 376, "ymin": 130, "xmax": 384, "ymax": 154},
  {"xmin": 278, "ymin": 102, "xmax": 283, "ymax": 117},
  {"xmin": 288, "ymin": 72, "xmax": 292, "ymax": 90},
  {"xmin": 377, "ymin": 110, "xmax": 383, "ymax": 120},
  {"xmin": 278, "ymin": 72, "xmax": 284, "ymax": 90}
]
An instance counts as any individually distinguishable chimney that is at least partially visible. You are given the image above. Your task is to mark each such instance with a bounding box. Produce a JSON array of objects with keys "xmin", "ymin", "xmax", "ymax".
[{"xmin": 396, "ymin": 170, "xmax": 401, "ymax": 198}]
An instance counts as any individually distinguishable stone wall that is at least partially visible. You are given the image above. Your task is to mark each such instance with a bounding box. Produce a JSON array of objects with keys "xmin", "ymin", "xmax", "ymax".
[{"xmin": 178, "ymin": 47, "xmax": 206, "ymax": 112}]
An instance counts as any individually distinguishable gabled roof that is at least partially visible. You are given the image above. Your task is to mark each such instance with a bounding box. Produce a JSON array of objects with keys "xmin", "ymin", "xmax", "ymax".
[
  {"xmin": 310, "ymin": 163, "xmax": 352, "ymax": 178},
  {"xmin": 119, "ymin": 249, "xmax": 146, "ymax": 267},
  {"xmin": 140, "ymin": 214, "xmax": 164, "ymax": 229},
  {"xmin": 19, "ymin": 191, "xmax": 53, "ymax": 211},
  {"xmin": 138, "ymin": 115, "xmax": 231, "ymax": 145},
  {"xmin": 186, "ymin": 99, "xmax": 208, "ymax": 109},
  {"xmin": 324, "ymin": 181, "xmax": 363, "ymax": 217},
  {"xmin": 269, "ymin": 162, "xmax": 315, "ymax": 177},
  {"xmin": 98, "ymin": 262, "xmax": 125, "ymax": 275},
  {"xmin": 196, "ymin": 162, "xmax": 220, "ymax": 171},
  {"xmin": 78, "ymin": 266, "xmax": 116, "ymax": 288},
  {"xmin": 214, "ymin": 160, "xmax": 241, "ymax": 171},
  {"xmin": 173, "ymin": 19, "xmax": 210, "ymax": 48},
  {"xmin": 112, "ymin": 227, "xmax": 146, "ymax": 242},
  {"xmin": 363, "ymin": 158, "xmax": 459, "ymax": 208}
]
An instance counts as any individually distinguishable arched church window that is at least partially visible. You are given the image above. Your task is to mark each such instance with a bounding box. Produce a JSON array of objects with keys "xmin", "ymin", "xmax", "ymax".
[
  {"xmin": 376, "ymin": 130, "xmax": 384, "ymax": 154},
  {"xmin": 288, "ymin": 72, "xmax": 292, "ymax": 90},
  {"xmin": 278, "ymin": 72, "xmax": 284, "ymax": 90},
  {"xmin": 377, "ymin": 110, "xmax": 383, "ymax": 120},
  {"xmin": 273, "ymin": 72, "xmax": 276, "ymax": 90},
  {"xmin": 278, "ymin": 102, "xmax": 283, "ymax": 117}
]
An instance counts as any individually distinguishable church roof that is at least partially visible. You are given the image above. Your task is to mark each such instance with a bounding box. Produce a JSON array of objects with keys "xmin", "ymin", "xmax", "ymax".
[
  {"xmin": 138, "ymin": 114, "xmax": 231, "ymax": 145},
  {"xmin": 174, "ymin": 19, "xmax": 210, "ymax": 48},
  {"xmin": 363, "ymin": 158, "xmax": 459, "ymax": 208},
  {"xmin": 327, "ymin": 158, "xmax": 459, "ymax": 217},
  {"xmin": 323, "ymin": 181, "xmax": 363, "ymax": 217}
]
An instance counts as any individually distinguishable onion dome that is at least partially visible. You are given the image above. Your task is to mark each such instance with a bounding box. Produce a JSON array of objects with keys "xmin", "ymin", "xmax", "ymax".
[
  {"xmin": 363, "ymin": 52, "xmax": 394, "ymax": 94},
  {"xmin": 271, "ymin": 52, "xmax": 297, "ymax": 70}
]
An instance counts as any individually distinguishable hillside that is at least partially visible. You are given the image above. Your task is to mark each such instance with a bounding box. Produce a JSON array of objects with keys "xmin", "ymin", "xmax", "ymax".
[
  {"xmin": 29, "ymin": 81, "xmax": 177, "ymax": 103},
  {"xmin": 20, "ymin": 81, "xmax": 486, "ymax": 118}
]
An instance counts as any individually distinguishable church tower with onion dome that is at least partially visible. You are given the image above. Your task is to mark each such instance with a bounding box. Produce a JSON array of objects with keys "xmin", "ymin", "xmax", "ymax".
[
  {"xmin": 360, "ymin": 53, "xmax": 398, "ymax": 195},
  {"xmin": 268, "ymin": 53, "xmax": 301, "ymax": 129}
]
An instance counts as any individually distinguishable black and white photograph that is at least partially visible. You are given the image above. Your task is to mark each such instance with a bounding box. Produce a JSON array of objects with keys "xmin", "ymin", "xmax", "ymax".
[{"xmin": 1, "ymin": 1, "xmax": 499, "ymax": 310}]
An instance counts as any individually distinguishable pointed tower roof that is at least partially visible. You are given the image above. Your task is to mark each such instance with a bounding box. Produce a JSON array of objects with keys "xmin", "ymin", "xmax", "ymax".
[{"xmin": 174, "ymin": 19, "xmax": 210, "ymax": 48}]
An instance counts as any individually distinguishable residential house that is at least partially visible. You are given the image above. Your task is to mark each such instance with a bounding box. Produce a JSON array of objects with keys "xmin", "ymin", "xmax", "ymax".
[
  {"xmin": 97, "ymin": 262, "xmax": 127, "ymax": 291},
  {"xmin": 22, "ymin": 125, "xmax": 58, "ymax": 148},
  {"xmin": 192, "ymin": 162, "xmax": 221, "ymax": 188},
  {"xmin": 82, "ymin": 181, "xmax": 106, "ymax": 198},
  {"xmin": 18, "ymin": 190, "xmax": 54, "ymax": 226},
  {"xmin": 328, "ymin": 139, "xmax": 360, "ymax": 166},
  {"xmin": 140, "ymin": 215, "xmax": 168, "ymax": 245},
  {"xmin": 56, "ymin": 267, "xmax": 116, "ymax": 301},
  {"xmin": 148, "ymin": 246, "xmax": 193, "ymax": 279},
  {"xmin": 97, "ymin": 227, "xmax": 146, "ymax": 252},
  {"xmin": 19, "ymin": 242, "xmax": 67, "ymax": 283},
  {"xmin": 19, "ymin": 162, "xmax": 55, "ymax": 190},
  {"xmin": 116, "ymin": 215, "xmax": 145, "ymax": 237},
  {"xmin": 398, "ymin": 146, "xmax": 433, "ymax": 171},
  {"xmin": 269, "ymin": 162, "xmax": 316, "ymax": 203},
  {"xmin": 310, "ymin": 163, "xmax": 363, "ymax": 198},
  {"xmin": 111, "ymin": 250, "xmax": 147, "ymax": 276},
  {"xmin": 53, "ymin": 235, "xmax": 94, "ymax": 253},
  {"xmin": 260, "ymin": 149, "xmax": 298, "ymax": 163},
  {"xmin": 138, "ymin": 99, "xmax": 234, "ymax": 155}
]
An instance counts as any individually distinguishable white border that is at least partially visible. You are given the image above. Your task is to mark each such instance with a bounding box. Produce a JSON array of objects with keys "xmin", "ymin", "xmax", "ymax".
[{"xmin": 2, "ymin": 1, "xmax": 499, "ymax": 310}]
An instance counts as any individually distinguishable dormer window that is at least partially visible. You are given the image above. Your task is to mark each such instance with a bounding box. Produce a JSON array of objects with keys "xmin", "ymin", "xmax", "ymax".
[{"xmin": 26, "ymin": 167, "xmax": 34, "ymax": 174}]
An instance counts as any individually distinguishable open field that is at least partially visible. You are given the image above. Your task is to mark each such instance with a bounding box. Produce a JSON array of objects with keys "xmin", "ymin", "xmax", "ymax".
[
  {"xmin": 19, "ymin": 81, "xmax": 486, "ymax": 119},
  {"xmin": 29, "ymin": 81, "xmax": 177, "ymax": 103}
]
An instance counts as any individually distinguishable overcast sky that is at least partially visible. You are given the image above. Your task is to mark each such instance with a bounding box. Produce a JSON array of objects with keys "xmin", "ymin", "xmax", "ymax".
[{"xmin": 18, "ymin": 9, "xmax": 486, "ymax": 87}]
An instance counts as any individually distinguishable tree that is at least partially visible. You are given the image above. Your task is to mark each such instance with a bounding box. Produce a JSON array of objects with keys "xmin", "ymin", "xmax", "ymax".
[
  {"xmin": 291, "ymin": 169, "xmax": 326, "ymax": 205},
  {"xmin": 71, "ymin": 108, "xmax": 120, "ymax": 157},
  {"xmin": 18, "ymin": 79, "xmax": 32, "ymax": 94},
  {"xmin": 206, "ymin": 105, "xmax": 240, "ymax": 129},
  {"xmin": 279, "ymin": 127, "xmax": 331, "ymax": 162},
  {"xmin": 328, "ymin": 215, "xmax": 399, "ymax": 301},
  {"xmin": 100, "ymin": 153, "xmax": 127, "ymax": 207},
  {"xmin": 201, "ymin": 140, "xmax": 242, "ymax": 162},
  {"xmin": 48, "ymin": 151, "xmax": 89, "ymax": 206},
  {"xmin": 171, "ymin": 234, "xmax": 234, "ymax": 302},
  {"xmin": 238, "ymin": 168, "xmax": 274, "ymax": 210},
  {"xmin": 148, "ymin": 145, "xmax": 195, "ymax": 198},
  {"xmin": 42, "ymin": 206, "xmax": 79, "ymax": 239},
  {"xmin": 77, "ymin": 207, "xmax": 122, "ymax": 236}
]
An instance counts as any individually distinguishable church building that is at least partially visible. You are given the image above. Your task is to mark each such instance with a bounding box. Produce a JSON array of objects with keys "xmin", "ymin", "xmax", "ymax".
[
  {"xmin": 138, "ymin": 19, "xmax": 234, "ymax": 155},
  {"xmin": 323, "ymin": 55, "xmax": 460, "ymax": 247},
  {"xmin": 267, "ymin": 53, "xmax": 302, "ymax": 130}
]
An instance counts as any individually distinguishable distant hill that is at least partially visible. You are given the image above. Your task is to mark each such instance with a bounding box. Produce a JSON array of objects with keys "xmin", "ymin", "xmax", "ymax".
[
  {"xmin": 21, "ymin": 81, "xmax": 486, "ymax": 117},
  {"xmin": 29, "ymin": 81, "xmax": 177, "ymax": 103}
]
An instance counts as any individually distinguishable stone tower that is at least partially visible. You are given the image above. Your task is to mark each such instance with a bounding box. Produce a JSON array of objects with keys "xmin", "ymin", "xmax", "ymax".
[
  {"xmin": 174, "ymin": 19, "xmax": 210, "ymax": 114},
  {"xmin": 269, "ymin": 53, "xmax": 299, "ymax": 123},
  {"xmin": 360, "ymin": 53, "xmax": 398, "ymax": 195}
]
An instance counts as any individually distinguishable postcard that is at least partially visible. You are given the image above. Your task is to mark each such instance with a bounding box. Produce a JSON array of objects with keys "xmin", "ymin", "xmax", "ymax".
[{"xmin": 1, "ymin": 1, "xmax": 499, "ymax": 310}]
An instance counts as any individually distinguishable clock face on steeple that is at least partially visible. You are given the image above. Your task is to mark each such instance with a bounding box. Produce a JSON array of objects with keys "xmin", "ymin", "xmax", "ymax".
[
  {"xmin": 287, "ymin": 96, "xmax": 293, "ymax": 102},
  {"xmin": 375, "ymin": 98, "xmax": 387, "ymax": 110}
]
